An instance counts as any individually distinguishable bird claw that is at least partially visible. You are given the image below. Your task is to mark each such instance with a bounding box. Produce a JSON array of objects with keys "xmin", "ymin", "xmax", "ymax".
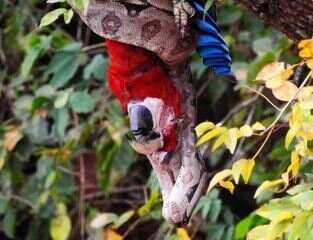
[{"xmin": 173, "ymin": 0, "xmax": 195, "ymax": 37}]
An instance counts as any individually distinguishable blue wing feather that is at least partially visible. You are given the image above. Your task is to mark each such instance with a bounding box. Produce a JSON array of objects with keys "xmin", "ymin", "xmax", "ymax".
[{"xmin": 190, "ymin": 0, "xmax": 232, "ymax": 76}]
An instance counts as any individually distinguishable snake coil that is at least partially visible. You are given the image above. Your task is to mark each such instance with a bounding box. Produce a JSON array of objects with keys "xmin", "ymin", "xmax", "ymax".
[{"xmin": 191, "ymin": 1, "xmax": 232, "ymax": 76}]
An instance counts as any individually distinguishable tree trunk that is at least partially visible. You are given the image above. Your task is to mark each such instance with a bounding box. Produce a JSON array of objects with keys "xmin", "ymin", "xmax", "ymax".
[{"xmin": 236, "ymin": 0, "xmax": 313, "ymax": 40}]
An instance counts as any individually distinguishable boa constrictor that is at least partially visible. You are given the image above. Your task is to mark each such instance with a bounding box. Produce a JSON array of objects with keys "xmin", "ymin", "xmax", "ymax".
[{"xmin": 70, "ymin": 0, "xmax": 212, "ymax": 225}]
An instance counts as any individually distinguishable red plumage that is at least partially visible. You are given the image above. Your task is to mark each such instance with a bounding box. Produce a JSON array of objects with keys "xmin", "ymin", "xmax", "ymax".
[{"xmin": 106, "ymin": 39, "xmax": 182, "ymax": 151}]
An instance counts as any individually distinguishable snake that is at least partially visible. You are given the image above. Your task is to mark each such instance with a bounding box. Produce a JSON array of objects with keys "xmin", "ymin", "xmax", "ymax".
[{"xmin": 69, "ymin": 0, "xmax": 231, "ymax": 225}]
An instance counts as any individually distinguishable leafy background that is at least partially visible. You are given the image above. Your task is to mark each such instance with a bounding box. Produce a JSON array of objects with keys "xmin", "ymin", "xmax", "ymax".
[{"xmin": 1, "ymin": 0, "xmax": 311, "ymax": 239}]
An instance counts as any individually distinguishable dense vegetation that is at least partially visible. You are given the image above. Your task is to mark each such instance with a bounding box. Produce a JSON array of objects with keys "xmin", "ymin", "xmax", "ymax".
[{"xmin": 1, "ymin": 0, "xmax": 313, "ymax": 239}]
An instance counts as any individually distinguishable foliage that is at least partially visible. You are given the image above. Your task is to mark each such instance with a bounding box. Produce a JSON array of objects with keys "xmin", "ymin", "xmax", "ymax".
[
  {"xmin": 196, "ymin": 26, "xmax": 313, "ymax": 240},
  {"xmin": 1, "ymin": 0, "xmax": 313, "ymax": 239}
]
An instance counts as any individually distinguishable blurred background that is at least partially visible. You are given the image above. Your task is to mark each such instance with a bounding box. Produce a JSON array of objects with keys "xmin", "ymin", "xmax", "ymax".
[{"xmin": 0, "ymin": 0, "xmax": 300, "ymax": 239}]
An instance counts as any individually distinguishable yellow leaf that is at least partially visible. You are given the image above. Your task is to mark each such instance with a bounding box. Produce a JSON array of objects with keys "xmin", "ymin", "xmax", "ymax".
[
  {"xmin": 272, "ymin": 81, "xmax": 298, "ymax": 102},
  {"xmin": 272, "ymin": 212, "xmax": 294, "ymax": 225},
  {"xmin": 281, "ymin": 172, "xmax": 289, "ymax": 191},
  {"xmin": 105, "ymin": 229, "xmax": 123, "ymax": 240},
  {"xmin": 299, "ymin": 48, "xmax": 313, "ymax": 58},
  {"xmin": 90, "ymin": 213, "xmax": 117, "ymax": 229},
  {"xmin": 207, "ymin": 169, "xmax": 233, "ymax": 193},
  {"xmin": 195, "ymin": 121, "xmax": 215, "ymax": 137},
  {"xmin": 50, "ymin": 203, "xmax": 71, "ymax": 240},
  {"xmin": 252, "ymin": 122, "xmax": 266, "ymax": 131},
  {"xmin": 224, "ymin": 128, "xmax": 239, "ymax": 154},
  {"xmin": 232, "ymin": 159, "xmax": 255, "ymax": 184},
  {"xmin": 3, "ymin": 126, "xmax": 23, "ymax": 152},
  {"xmin": 247, "ymin": 225, "xmax": 270, "ymax": 240},
  {"xmin": 298, "ymin": 39, "xmax": 313, "ymax": 50},
  {"xmin": 256, "ymin": 62, "xmax": 293, "ymax": 89},
  {"xmin": 219, "ymin": 180, "xmax": 235, "ymax": 194},
  {"xmin": 197, "ymin": 127, "xmax": 226, "ymax": 146},
  {"xmin": 176, "ymin": 228, "xmax": 191, "ymax": 240},
  {"xmin": 240, "ymin": 125, "xmax": 253, "ymax": 137},
  {"xmin": 254, "ymin": 179, "xmax": 285, "ymax": 198},
  {"xmin": 285, "ymin": 124, "xmax": 300, "ymax": 149},
  {"xmin": 298, "ymin": 39, "xmax": 313, "ymax": 59},
  {"xmin": 287, "ymin": 151, "xmax": 300, "ymax": 178},
  {"xmin": 212, "ymin": 131, "xmax": 227, "ymax": 152},
  {"xmin": 298, "ymin": 86, "xmax": 313, "ymax": 109}
]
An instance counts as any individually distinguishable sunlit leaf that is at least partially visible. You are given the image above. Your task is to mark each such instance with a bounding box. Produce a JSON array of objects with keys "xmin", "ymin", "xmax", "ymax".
[
  {"xmin": 90, "ymin": 213, "xmax": 118, "ymax": 229},
  {"xmin": 247, "ymin": 225, "xmax": 270, "ymax": 240},
  {"xmin": 208, "ymin": 169, "xmax": 233, "ymax": 192},
  {"xmin": 256, "ymin": 62, "xmax": 293, "ymax": 89},
  {"xmin": 50, "ymin": 203, "xmax": 71, "ymax": 240},
  {"xmin": 287, "ymin": 151, "xmax": 300, "ymax": 178},
  {"xmin": 291, "ymin": 191, "xmax": 313, "ymax": 211},
  {"xmin": 197, "ymin": 127, "xmax": 226, "ymax": 146},
  {"xmin": 285, "ymin": 124, "xmax": 300, "ymax": 149},
  {"xmin": 113, "ymin": 210, "xmax": 135, "ymax": 229},
  {"xmin": 252, "ymin": 122, "xmax": 266, "ymax": 131},
  {"xmin": 232, "ymin": 159, "xmax": 255, "ymax": 184},
  {"xmin": 298, "ymin": 39, "xmax": 313, "ymax": 59},
  {"xmin": 287, "ymin": 182, "xmax": 313, "ymax": 195},
  {"xmin": 104, "ymin": 228, "xmax": 123, "ymax": 240},
  {"xmin": 212, "ymin": 131, "xmax": 227, "ymax": 152},
  {"xmin": 224, "ymin": 128, "xmax": 239, "ymax": 154},
  {"xmin": 195, "ymin": 121, "xmax": 215, "ymax": 138},
  {"xmin": 40, "ymin": 8, "xmax": 67, "ymax": 28},
  {"xmin": 240, "ymin": 125, "xmax": 253, "ymax": 137},
  {"xmin": 219, "ymin": 180, "xmax": 235, "ymax": 194},
  {"xmin": 176, "ymin": 228, "xmax": 191, "ymax": 240},
  {"xmin": 272, "ymin": 81, "xmax": 298, "ymax": 102},
  {"xmin": 254, "ymin": 179, "xmax": 285, "ymax": 198}
]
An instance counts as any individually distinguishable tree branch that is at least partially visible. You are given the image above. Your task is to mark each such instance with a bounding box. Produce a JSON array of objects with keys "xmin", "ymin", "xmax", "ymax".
[{"xmin": 236, "ymin": 0, "xmax": 313, "ymax": 40}]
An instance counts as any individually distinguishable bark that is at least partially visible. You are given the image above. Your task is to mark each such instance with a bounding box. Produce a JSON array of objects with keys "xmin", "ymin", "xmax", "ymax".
[{"xmin": 236, "ymin": 0, "xmax": 313, "ymax": 41}]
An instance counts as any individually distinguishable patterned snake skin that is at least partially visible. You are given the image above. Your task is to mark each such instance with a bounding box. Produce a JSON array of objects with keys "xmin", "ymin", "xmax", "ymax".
[{"xmin": 69, "ymin": 0, "xmax": 208, "ymax": 224}]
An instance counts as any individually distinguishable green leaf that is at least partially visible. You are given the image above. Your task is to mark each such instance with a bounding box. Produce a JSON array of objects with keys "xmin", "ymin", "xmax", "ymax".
[
  {"xmin": 54, "ymin": 89, "xmax": 72, "ymax": 108},
  {"xmin": 3, "ymin": 207, "xmax": 16, "ymax": 239},
  {"xmin": 54, "ymin": 108, "xmax": 69, "ymax": 141},
  {"xmin": 256, "ymin": 199, "xmax": 300, "ymax": 221},
  {"xmin": 113, "ymin": 210, "xmax": 135, "ymax": 229},
  {"xmin": 234, "ymin": 214, "xmax": 267, "ymax": 240},
  {"xmin": 209, "ymin": 199, "xmax": 222, "ymax": 222},
  {"xmin": 69, "ymin": 91, "xmax": 95, "ymax": 113},
  {"xmin": 40, "ymin": 8, "xmax": 67, "ymax": 28},
  {"xmin": 287, "ymin": 182, "xmax": 313, "ymax": 195},
  {"xmin": 207, "ymin": 224, "xmax": 225, "ymax": 240},
  {"xmin": 21, "ymin": 35, "xmax": 51, "ymax": 77},
  {"xmin": 63, "ymin": 9, "xmax": 74, "ymax": 24},
  {"xmin": 83, "ymin": 54, "xmax": 107, "ymax": 81},
  {"xmin": 46, "ymin": 43, "xmax": 82, "ymax": 88},
  {"xmin": 50, "ymin": 203, "xmax": 71, "ymax": 240},
  {"xmin": 69, "ymin": 0, "xmax": 90, "ymax": 11},
  {"xmin": 204, "ymin": 0, "xmax": 214, "ymax": 15},
  {"xmin": 291, "ymin": 191, "xmax": 313, "ymax": 210}
]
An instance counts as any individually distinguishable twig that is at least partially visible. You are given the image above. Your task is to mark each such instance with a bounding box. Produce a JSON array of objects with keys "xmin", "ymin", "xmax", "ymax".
[
  {"xmin": 220, "ymin": 93, "xmax": 258, "ymax": 125},
  {"xmin": 82, "ymin": 43, "xmax": 106, "ymax": 52},
  {"xmin": 252, "ymin": 126, "xmax": 274, "ymax": 160},
  {"xmin": 122, "ymin": 218, "xmax": 141, "ymax": 238},
  {"xmin": 79, "ymin": 156, "xmax": 86, "ymax": 240},
  {"xmin": 0, "ymin": 195, "xmax": 35, "ymax": 209},
  {"xmin": 231, "ymin": 103, "xmax": 256, "ymax": 161},
  {"xmin": 242, "ymin": 85, "xmax": 281, "ymax": 111}
]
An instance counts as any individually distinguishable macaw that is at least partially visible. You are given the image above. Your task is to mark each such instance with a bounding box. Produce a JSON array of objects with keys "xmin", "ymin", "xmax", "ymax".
[{"xmin": 69, "ymin": 0, "xmax": 231, "ymax": 224}]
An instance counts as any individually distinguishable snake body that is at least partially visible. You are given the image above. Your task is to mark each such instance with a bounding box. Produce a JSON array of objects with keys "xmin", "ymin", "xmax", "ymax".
[{"xmin": 70, "ymin": 0, "xmax": 231, "ymax": 224}]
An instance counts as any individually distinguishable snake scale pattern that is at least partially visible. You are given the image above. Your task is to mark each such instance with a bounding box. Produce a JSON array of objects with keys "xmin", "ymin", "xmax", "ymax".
[{"xmin": 69, "ymin": 0, "xmax": 221, "ymax": 224}]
